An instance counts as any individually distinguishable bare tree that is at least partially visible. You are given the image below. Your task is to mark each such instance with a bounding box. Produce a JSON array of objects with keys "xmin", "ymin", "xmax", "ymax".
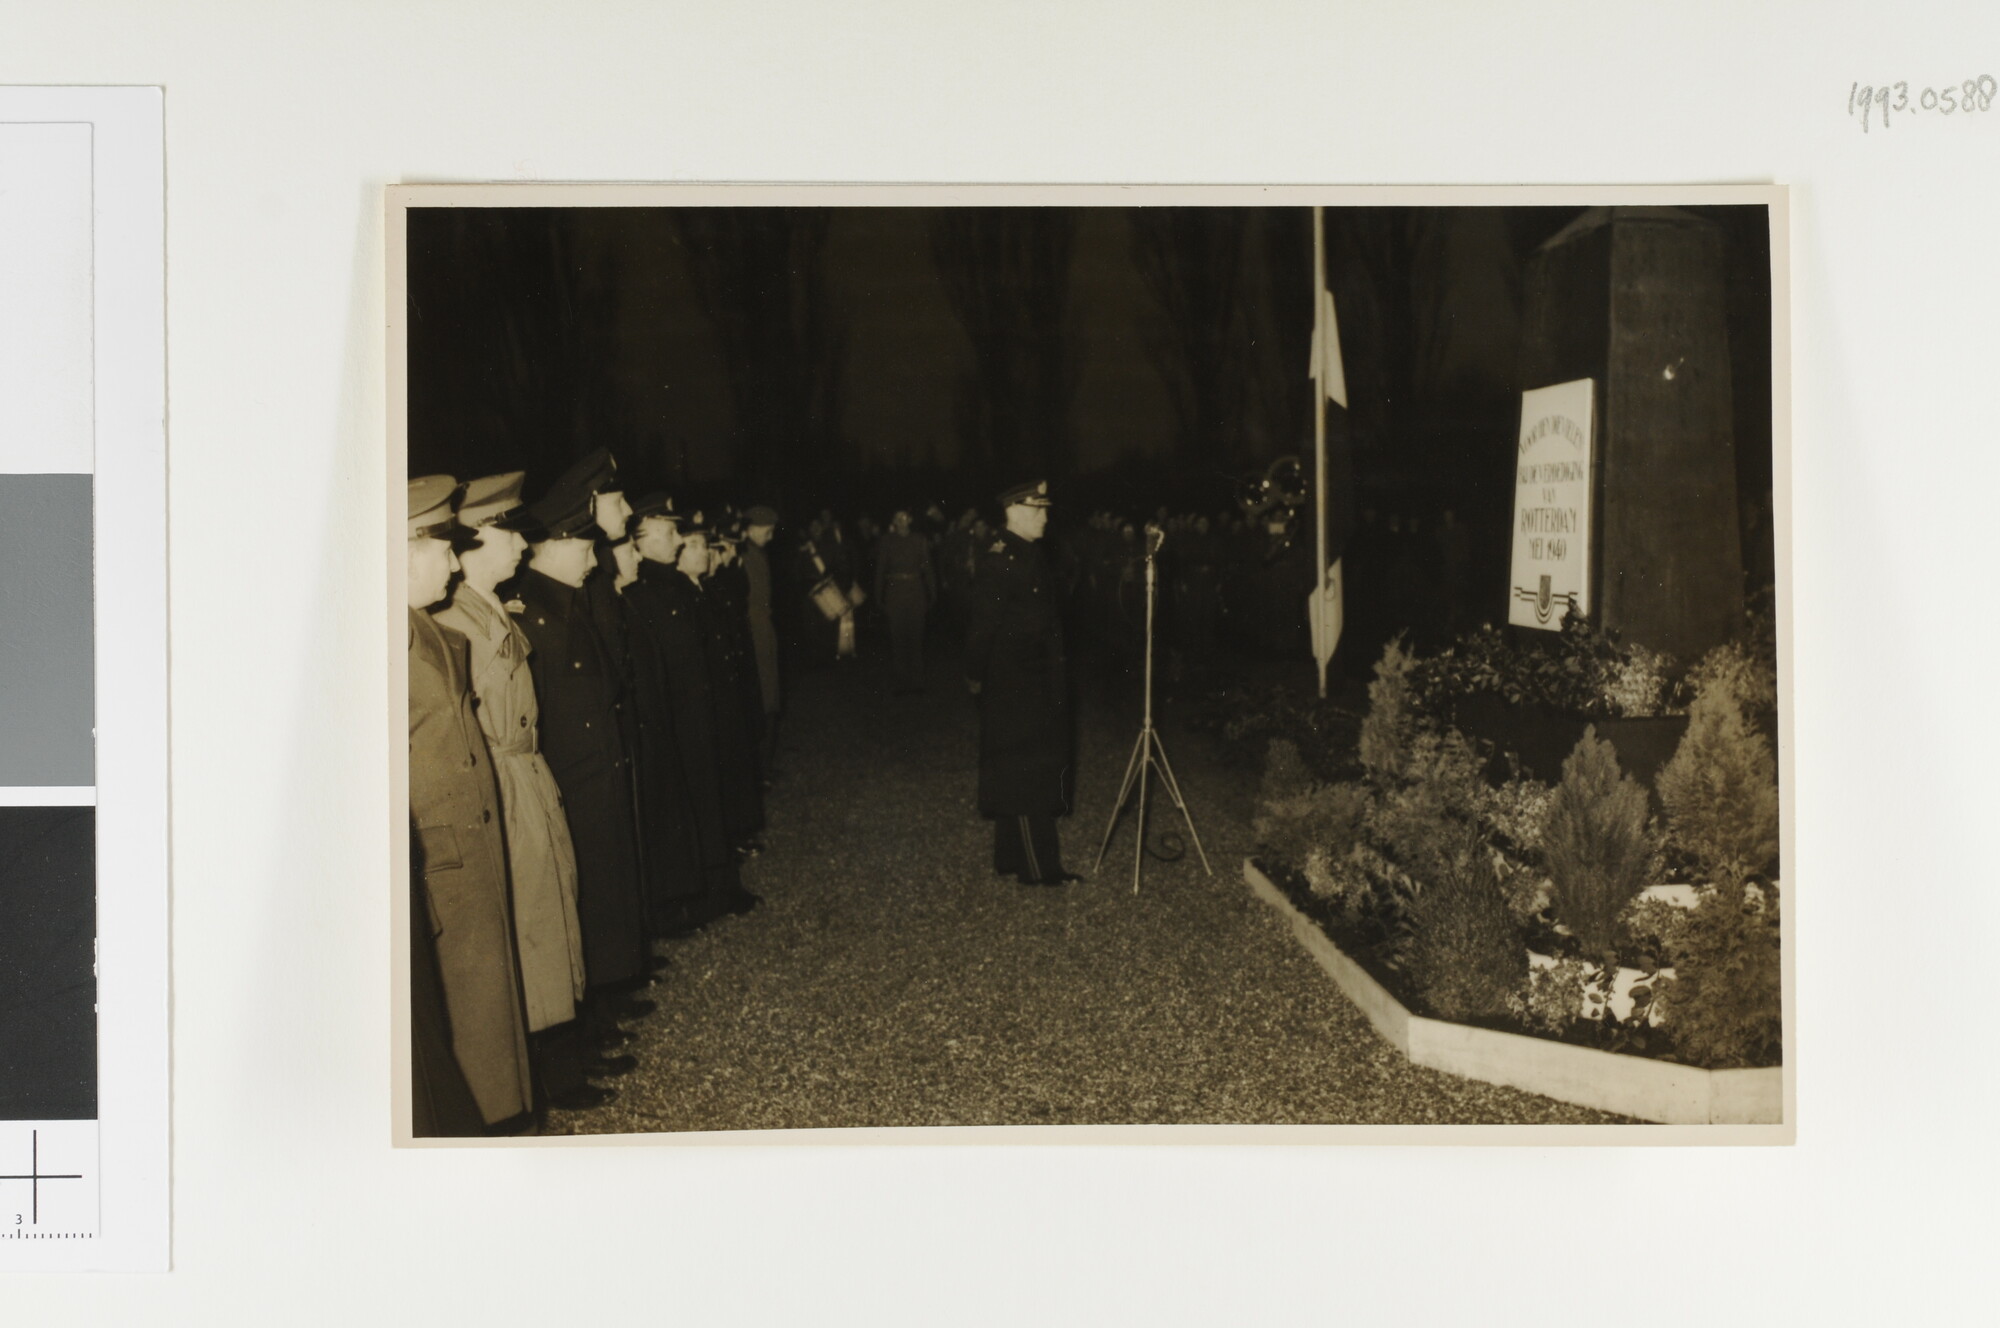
[
  {"xmin": 1128, "ymin": 208, "xmax": 1250, "ymax": 467},
  {"xmin": 1253, "ymin": 207, "xmax": 1315, "ymax": 458},
  {"xmin": 670, "ymin": 208, "xmax": 847, "ymax": 497},
  {"xmin": 927, "ymin": 208, "xmax": 1080, "ymax": 478}
]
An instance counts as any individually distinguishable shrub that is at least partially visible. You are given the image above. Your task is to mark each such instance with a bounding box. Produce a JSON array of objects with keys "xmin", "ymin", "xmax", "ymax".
[
  {"xmin": 1509, "ymin": 957, "xmax": 1593, "ymax": 1035},
  {"xmin": 1358, "ymin": 636, "xmax": 1419, "ymax": 784},
  {"xmin": 1657, "ymin": 881, "xmax": 1782, "ymax": 1068},
  {"xmin": 1409, "ymin": 614, "xmax": 1676, "ymax": 721},
  {"xmin": 1202, "ymin": 676, "xmax": 1358, "ymax": 782},
  {"xmin": 1541, "ymin": 727, "xmax": 1655, "ymax": 958},
  {"xmin": 1371, "ymin": 727, "xmax": 1487, "ymax": 888},
  {"xmin": 1678, "ymin": 639, "xmax": 1777, "ymax": 731},
  {"xmin": 1403, "ymin": 826, "xmax": 1523, "ymax": 1021},
  {"xmin": 1617, "ymin": 894, "xmax": 1692, "ymax": 972},
  {"xmin": 1476, "ymin": 775, "xmax": 1552, "ymax": 853},
  {"xmin": 1258, "ymin": 737, "xmax": 1313, "ymax": 807},
  {"xmin": 1301, "ymin": 808, "xmax": 1372, "ymax": 916},
  {"xmin": 1256, "ymin": 739, "xmax": 1373, "ymax": 916},
  {"xmin": 1657, "ymin": 689, "xmax": 1780, "ymax": 885}
]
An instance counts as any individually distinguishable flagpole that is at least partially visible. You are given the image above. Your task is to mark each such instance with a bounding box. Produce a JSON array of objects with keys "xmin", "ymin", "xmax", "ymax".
[{"xmin": 1312, "ymin": 205, "xmax": 1329, "ymax": 699}]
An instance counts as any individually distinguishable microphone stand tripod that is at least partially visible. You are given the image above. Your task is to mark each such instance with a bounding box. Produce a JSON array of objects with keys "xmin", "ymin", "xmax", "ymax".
[{"xmin": 1093, "ymin": 529, "xmax": 1214, "ymax": 894}]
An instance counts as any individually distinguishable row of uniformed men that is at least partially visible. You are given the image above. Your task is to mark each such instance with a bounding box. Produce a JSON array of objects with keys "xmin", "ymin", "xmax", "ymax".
[{"xmin": 407, "ymin": 447, "xmax": 780, "ymax": 1135}]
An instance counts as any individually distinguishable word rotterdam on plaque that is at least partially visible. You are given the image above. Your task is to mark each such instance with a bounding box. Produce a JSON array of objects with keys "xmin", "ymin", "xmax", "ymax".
[{"xmin": 1509, "ymin": 377, "xmax": 1595, "ymax": 630}]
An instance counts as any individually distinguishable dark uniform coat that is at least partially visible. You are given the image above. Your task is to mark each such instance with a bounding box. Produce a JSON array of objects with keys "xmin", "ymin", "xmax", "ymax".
[
  {"xmin": 408, "ymin": 608, "xmax": 532, "ymax": 1125},
  {"xmin": 622, "ymin": 561, "xmax": 729, "ymax": 912},
  {"xmin": 964, "ymin": 530, "xmax": 1073, "ymax": 817},
  {"xmin": 638, "ymin": 565, "xmax": 763, "ymax": 843},
  {"xmin": 705, "ymin": 562, "xmax": 767, "ymax": 814},
  {"xmin": 740, "ymin": 539, "xmax": 781, "ymax": 716},
  {"xmin": 625, "ymin": 561, "xmax": 741, "ymax": 890},
  {"xmin": 510, "ymin": 568, "xmax": 648, "ymax": 988}
]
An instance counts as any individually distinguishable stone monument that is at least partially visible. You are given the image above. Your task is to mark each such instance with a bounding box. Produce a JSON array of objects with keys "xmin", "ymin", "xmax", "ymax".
[{"xmin": 1514, "ymin": 206, "xmax": 1746, "ymax": 666}]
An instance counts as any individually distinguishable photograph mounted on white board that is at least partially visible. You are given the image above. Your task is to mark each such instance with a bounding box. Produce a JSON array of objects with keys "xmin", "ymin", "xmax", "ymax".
[{"xmin": 388, "ymin": 186, "xmax": 1788, "ymax": 1140}]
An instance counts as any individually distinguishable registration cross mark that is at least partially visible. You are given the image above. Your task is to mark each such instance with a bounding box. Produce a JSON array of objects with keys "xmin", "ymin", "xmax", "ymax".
[{"xmin": 0, "ymin": 1131, "xmax": 83, "ymax": 1226}]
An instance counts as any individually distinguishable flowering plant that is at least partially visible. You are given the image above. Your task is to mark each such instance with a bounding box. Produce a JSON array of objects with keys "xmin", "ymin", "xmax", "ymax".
[{"xmin": 1409, "ymin": 615, "xmax": 1677, "ymax": 720}]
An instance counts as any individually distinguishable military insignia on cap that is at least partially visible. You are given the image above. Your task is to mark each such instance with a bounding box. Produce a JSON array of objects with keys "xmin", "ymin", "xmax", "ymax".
[
  {"xmin": 457, "ymin": 471, "xmax": 537, "ymax": 531},
  {"xmin": 523, "ymin": 470, "xmax": 601, "ymax": 542},
  {"xmin": 997, "ymin": 478, "xmax": 1053, "ymax": 509},
  {"xmin": 550, "ymin": 446, "xmax": 620, "ymax": 499}
]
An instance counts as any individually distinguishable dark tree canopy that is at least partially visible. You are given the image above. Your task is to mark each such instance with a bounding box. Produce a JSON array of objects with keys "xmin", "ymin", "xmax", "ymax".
[{"xmin": 927, "ymin": 208, "xmax": 1080, "ymax": 480}]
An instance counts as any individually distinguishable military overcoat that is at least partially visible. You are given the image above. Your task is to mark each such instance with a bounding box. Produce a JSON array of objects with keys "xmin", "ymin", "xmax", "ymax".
[
  {"xmin": 407, "ymin": 608, "xmax": 532, "ymax": 1125},
  {"xmin": 510, "ymin": 568, "xmax": 648, "ymax": 988},
  {"xmin": 740, "ymin": 540, "xmax": 782, "ymax": 715},
  {"xmin": 433, "ymin": 586, "xmax": 587, "ymax": 1032},
  {"xmin": 622, "ymin": 561, "xmax": 730, "ymax": 911},
  {"xmin": 964, "ymin": 530, "xmax": 1073, "ymax": 817},
  {"xmin": 703, "ymin": 563, "xmax": 767, "ymax": 830}
]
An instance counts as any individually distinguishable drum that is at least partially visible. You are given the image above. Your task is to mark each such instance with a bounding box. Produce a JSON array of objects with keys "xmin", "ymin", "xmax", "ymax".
[{"xmin": 810, "ymin": 576, "xmax": 850, "ymax": 622}]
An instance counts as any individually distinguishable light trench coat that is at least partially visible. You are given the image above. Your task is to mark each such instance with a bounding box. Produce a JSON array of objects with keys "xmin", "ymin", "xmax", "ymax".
[
  {"xmin": 408, "ymin": 609, "xmax": 531, "ymax": 1124},
  {"xmin": 436, "ymin": 584, "xmax": 588, "ymax": 1031}
]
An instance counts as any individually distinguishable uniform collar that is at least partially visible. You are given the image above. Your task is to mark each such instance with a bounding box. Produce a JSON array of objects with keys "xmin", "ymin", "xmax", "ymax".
[{"xmin": 524, "ymin": 566, "xmax": 584, "ymax": 603}]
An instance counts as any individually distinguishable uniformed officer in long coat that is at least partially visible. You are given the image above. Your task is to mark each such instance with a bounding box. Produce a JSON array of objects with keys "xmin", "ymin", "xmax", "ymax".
[
  {"xmin": 702, "ymin": 523, "xmax": 767, "ymax": 845},
  {"xmin": 624, "ymin": 504, "xmax": 757, "ymax": 925},
  {"xmin": 406, "ymin": 475, "xmax": 534, "ymax": 1129},
  {"xmin": 512, "ymin": 478, "xmax": 650, "ymax": 1000},
  {"xmin": 434, "ymin": 471, "xmax": 608, "ymax": 1111},
  {"xmin": 618, "ymin": 494, "xmax": 719, "ymax": 933},
  {"xmin": 544, "ymin": 450, "xmax": 659, "ymax": 937},
  {"xmin": 964, "ymin": 480, "xmax": 1081, "ymax": 886}
]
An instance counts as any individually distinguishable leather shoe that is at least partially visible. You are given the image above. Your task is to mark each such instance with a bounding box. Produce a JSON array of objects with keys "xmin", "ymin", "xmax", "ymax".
[
  {"xmin": 588, "ymin": 1025, "xmax": 634, "ymax": 1050},
  {"xmin": 648, "ymin": 953, "xmax": 671, "ymax": 974},
  {"xmin": 589, "ymin": 1054, "xmax": 639, "ymax": 1080},
  {"xmin": 616, "ymin": 997, "xmax": 657, "ymax": 1019},
  {"xmin": 725, "ymin": 888, "xmax": 761, "ymax": 916},
  {"xmin": 1022, "ymin": 871, "xmax": 1084, "ymax": 886}
]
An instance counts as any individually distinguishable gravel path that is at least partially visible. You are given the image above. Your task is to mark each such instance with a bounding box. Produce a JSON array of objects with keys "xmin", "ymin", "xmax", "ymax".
[{"xmin": 543, "ymin": 643, "xmax": 1623, "ymax": 1133}]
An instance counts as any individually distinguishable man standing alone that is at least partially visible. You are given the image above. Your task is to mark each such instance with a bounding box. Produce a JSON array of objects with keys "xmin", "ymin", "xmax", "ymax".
[{"xmin": 964, "ymin": 480, "xmax": 1080, "ymax": 886}]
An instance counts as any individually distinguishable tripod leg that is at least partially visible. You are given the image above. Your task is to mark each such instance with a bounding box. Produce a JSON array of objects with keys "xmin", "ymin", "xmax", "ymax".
[
  {"xmin": 1146, "ymin": 730, "xmax": 1214, "ymax": 877},
  {"xmin": 1093, "ymin": 725, "xmax": 1149, "ymax": 873},
  {"xmin": 1132, "ymin": 732, "xmax": 1151, "ymax": 895}
]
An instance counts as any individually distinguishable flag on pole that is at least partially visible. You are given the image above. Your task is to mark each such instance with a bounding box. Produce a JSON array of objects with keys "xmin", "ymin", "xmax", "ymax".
[
  {"xmin": 1308, "ymin": 286, "xmax": 1348, "ymax": 409},
  {"xmin": 1308, "ymin": 210, "xmax": 1351, "ymax": 695}
]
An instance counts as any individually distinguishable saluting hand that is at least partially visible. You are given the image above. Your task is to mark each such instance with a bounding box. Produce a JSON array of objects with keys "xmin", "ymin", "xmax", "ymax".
[{"xmin": 965, "ymin": 678, "xmax": 982, "ymax": 697}]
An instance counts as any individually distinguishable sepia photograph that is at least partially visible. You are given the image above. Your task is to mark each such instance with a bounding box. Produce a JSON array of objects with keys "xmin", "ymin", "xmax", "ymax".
[{"xmin": 389, "ymin": 185, "xmax": 1787, "ymax": 1141}]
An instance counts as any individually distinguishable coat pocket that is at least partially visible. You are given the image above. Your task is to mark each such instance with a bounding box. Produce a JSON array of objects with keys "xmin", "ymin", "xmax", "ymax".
[{"xmin": 417, "ymin": 824, "xmax": 463, "ymax": 874}]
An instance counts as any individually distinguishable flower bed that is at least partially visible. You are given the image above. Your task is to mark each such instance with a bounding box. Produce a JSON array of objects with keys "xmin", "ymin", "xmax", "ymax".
[
  {"xmin": 1248, "ymin": 614, "xmax": 1785, "ymax": 1108},
  {"xmin": 1245, "ymin": 860, "xmax": 1782, "ymax": 1125}
]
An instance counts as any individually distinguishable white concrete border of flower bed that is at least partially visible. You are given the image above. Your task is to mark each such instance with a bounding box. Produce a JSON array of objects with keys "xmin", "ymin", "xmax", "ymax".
[{"xmin": 1243, "ymin": 860, "xmax": 1782, "ymax": 1125}]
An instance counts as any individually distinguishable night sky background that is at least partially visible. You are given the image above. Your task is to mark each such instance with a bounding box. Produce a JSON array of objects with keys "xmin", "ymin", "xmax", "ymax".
[{"xmin": 405, "ymin": 204, "xmax": 1772, "ymax": 591}]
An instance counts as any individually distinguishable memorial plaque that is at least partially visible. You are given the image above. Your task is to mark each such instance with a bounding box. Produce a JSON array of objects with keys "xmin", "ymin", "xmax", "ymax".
[
  {"xmin": 1516, "ymin": 207, "xmax": 1746, "ymax": 663},
  {"xmin": 1509, "ymin": 377, "xmax": 1595, "ymax": 630}
]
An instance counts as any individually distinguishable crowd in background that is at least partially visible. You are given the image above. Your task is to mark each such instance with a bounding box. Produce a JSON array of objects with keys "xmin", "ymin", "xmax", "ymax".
[{"xmin": 782, "ymin": 497, "xmax": 1482, "ymax": 682}]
